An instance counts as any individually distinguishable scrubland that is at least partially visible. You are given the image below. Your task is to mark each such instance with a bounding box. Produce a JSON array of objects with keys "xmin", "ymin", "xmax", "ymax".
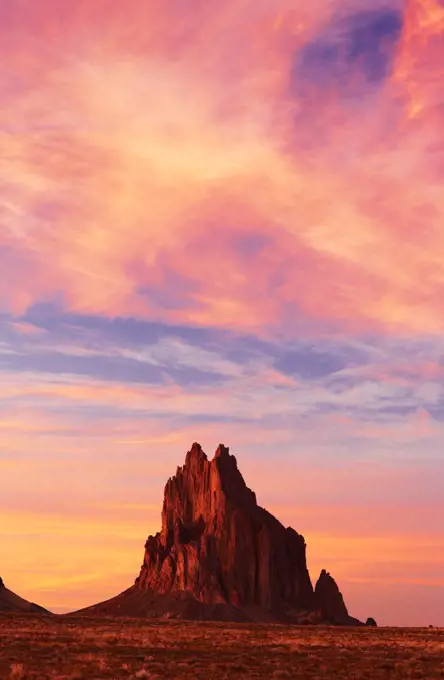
[{"xmin": 0, "ymin": 614, "xmax": 443, "ymax": 679}]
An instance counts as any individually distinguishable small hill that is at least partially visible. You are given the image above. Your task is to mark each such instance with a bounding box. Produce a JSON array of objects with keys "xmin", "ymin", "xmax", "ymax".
[{"xmin": 0, "ymin": 577, "xmax": 50, "ymax": 614}]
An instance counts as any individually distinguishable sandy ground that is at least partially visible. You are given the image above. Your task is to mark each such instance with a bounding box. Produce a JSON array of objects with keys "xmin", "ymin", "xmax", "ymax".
[{"xmin": 0, "ymin": 614, "xmax": 443, "ymax": 679}]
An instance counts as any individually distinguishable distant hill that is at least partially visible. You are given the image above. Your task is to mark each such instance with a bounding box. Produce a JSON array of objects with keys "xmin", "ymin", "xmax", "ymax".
[{"xmin": 0, "ymin": 577, "xmax": 50, "ymax": 614}]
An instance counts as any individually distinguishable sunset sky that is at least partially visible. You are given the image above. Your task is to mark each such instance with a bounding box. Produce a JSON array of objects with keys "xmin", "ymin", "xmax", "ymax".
[{"xmin": 1, "ymin": 0, "xmax": 444, "ymax": 626}]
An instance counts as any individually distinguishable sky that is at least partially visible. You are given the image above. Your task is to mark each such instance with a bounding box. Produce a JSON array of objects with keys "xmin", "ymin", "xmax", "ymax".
[{"xmin": 1, "ymin": 0, "xmax": 443, "ymax": 626}]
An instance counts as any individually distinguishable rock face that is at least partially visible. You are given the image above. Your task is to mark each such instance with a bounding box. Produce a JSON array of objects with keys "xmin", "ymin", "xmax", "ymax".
[
  {"xmin": 314, "ymin": 570, "xmax": 351, "ymax": 625},
  {"xmin": 136, "ymin": 443, "xmax": 314, "ymax": 615},
  {"xmin": 80, "ymin": 443, "xmax": 360, "ymax": 623}
]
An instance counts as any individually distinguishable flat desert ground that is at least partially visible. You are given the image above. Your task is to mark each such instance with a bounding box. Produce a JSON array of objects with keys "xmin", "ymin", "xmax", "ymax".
[{"xmin": 0, "ymin": 615, "xmax": 443, "ymax": 680}]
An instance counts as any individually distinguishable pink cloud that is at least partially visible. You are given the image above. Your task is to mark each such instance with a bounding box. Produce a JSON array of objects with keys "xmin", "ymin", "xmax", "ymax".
[
  {"xmin": 1, "ymin": 0, "xmax": 444, "ymax": 626},
  {"xmin": 1, "ymin": 0, "xmax": 443, "ymax": 334}
]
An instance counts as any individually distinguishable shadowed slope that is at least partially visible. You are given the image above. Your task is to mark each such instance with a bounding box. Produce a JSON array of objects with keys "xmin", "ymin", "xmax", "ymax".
[{"xmin": 0, "ymin": 577, "xmax": 50, "ymax": 614}]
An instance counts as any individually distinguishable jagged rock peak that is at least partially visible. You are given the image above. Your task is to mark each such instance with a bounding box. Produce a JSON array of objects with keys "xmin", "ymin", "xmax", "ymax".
[
  {"xmin": 185, "ymin": 441, "xmax": 208, "ymax": 464},
  {"xmin": 0, "ymin": 577, "xmax": 4, "ymax": 589},
  {"xmin": 80, "ymin": 442, "xmax": 361, "ymax": 624},
  {"xmin": 184, "ymin": 442, "xmax": 235, "ymax": 468},
  {"xmin": 167, "ymin": 442, "xmax": 256, "ymax": 513},
  {"xmin": 315, "ymin": 569, "xmax": 349, "ymax": 625},
  {"xmin": 136, "ymin": 442, "xmax": 314, "ymax": 613},
  {"xmin": 214, "ymin": 443, "xmax": 230, "ymax": 458}
]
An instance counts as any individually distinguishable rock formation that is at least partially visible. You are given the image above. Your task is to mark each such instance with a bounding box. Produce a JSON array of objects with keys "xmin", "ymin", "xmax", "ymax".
[
  {"xmin": 79, "ymin": 443, "xmax": 361, "ymax": 623},
  {"xmin": 0, "ymin": 577, "xmax": 50, "ymax": 614},
  {"xmin": 314, "ymin": 570, "xmax": 354, "ymax": 625},
  {"xmin": 137, "ymin": 443, "xmax": 314, "ymax": 612}
]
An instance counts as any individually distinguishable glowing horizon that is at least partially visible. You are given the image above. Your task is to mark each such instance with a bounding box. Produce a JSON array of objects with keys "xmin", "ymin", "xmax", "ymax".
[{"xmin": 1, "ymin": 0, "xmax": 443, "ymax": 625}]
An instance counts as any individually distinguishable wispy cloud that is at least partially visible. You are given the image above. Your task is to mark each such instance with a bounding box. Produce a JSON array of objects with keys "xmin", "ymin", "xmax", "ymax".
[{"xmin": 1, "ymin": 0, "xmax": 443, "ymax": 625}]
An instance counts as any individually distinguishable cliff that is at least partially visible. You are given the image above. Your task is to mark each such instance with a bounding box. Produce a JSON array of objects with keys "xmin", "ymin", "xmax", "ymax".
[{"xmin": 78, "ymin": 443, "xmax": 361, "ymax": 624}]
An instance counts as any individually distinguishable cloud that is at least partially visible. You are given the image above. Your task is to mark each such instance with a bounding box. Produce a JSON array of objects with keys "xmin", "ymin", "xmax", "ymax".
[
  {"xmin": 1, "ymin": 0, "xmax": 444, "ymax": 625},
  {"xmin": 1, "ymin": 0, "xmax": 443, "ymax": 335},
  {"xmin": 296, "ymin": 7, "xmax": 403, "ymax": 92},
  {"xmin": 275, "ymin": 341, "xmax": 368, "ymax": 378},
  {"xmin": 2, "ymin": 311, "xmax": 444, "ymax": 428},
  {"xmin": 2, "ymin": 325, "xmax": 444, "ymax": 487}
]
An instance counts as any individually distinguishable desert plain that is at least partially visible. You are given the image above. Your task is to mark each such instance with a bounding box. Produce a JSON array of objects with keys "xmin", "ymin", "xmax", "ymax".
[{"xmin": 1, "ymin": 614, "xmax": 443, "ymax": 680}]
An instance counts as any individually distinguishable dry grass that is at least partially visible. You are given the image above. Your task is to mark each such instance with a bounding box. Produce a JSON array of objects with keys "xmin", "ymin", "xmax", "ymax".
[{"xmin": 0, "ymin": 613, "xmax": 443, "ymax": 679}]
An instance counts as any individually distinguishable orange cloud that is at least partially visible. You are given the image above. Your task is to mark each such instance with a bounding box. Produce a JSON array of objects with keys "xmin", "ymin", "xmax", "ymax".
[{"xmin": 393, "ymin": 0, "xmax": 444, "ymax": 119}]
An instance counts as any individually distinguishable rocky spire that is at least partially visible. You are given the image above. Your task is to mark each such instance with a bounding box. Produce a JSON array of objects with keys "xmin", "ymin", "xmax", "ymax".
[
  {"xmin": 80, "ymin": 442, "xmax": 361, "ymax": 624},
  {"xmin": 136, "ymin": 443, "xmax": 314, "ymax": 614},
  {"xmin": 314, "ymin": 569, "xmax": 350, "ymax": 624}
]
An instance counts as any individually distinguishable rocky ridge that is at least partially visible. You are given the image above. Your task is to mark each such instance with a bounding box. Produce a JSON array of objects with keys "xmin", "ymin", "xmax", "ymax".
[{"xmin": 80, "ymin": 443, "xmax": 362, "ymax": 624}]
